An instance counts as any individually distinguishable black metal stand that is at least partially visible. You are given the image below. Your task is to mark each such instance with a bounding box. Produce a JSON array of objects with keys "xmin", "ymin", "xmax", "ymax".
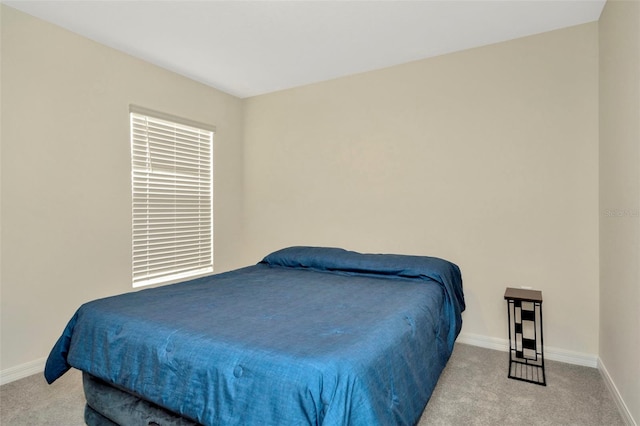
[{"xmin": 504, "ymin": 287, "xmax": 546, "ymax": 386}]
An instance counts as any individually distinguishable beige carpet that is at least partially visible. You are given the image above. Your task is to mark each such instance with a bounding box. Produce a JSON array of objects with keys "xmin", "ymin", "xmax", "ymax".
[
  {"xmin": 0, "ymin": 343, "xmax": 625, "ymax": 425},
  {"xmin": 418, "ymin": 344, "xmax": 624, "ymax": 425}
]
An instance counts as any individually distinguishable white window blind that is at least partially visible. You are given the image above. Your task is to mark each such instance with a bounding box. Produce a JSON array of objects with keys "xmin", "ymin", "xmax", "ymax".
[{"xmin": 130, "ymin": 109, "xmax": 214, "ymax": 288}]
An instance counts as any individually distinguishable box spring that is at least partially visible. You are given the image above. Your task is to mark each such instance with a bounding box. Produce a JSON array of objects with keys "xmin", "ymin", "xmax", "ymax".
[{"xmin": 83, "ymin": 372, "xmax": 199, "ymax": 426}]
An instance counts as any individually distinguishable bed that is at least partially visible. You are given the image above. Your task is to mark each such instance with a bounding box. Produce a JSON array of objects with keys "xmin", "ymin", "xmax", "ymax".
[{"xmin": 45, "ymin": 246, "xmax": 465, "ymax": 426}]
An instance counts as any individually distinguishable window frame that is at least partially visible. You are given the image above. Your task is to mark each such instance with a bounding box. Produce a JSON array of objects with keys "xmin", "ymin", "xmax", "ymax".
[{"xmin": 129, "ymin": 105, "xmax": 215, "ymax": 288}]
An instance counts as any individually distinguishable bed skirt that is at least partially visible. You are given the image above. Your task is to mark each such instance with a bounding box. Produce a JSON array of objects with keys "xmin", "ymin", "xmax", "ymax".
[{"xmin": 83, "ymin": 372, "xmax": 199, "ymax": 426}]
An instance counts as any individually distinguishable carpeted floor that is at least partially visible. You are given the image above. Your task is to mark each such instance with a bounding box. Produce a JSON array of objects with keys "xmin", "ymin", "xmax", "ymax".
[
  {"xmin": 418, "ymin": 344, "xmax": 624, "ymax": 425},
  {"xmin": 0, "ymin": 343, "xmax": 625, "ymax": 425}
]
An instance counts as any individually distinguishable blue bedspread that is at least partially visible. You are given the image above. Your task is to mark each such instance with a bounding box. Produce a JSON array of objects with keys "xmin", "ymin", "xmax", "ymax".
[{"xmin": 45, "ymin": 247, "xmax": 464, "ymax": 426}]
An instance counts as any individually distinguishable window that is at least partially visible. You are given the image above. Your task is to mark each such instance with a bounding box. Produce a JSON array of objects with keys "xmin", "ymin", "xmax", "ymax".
[{"xmin": 130, "ymin": 106, "xmax": 215, "ymax": 287}]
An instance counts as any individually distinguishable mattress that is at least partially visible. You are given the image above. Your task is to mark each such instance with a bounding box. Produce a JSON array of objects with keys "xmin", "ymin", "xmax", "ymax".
[{"xmin": 45, "ymin": 246, "xmax": 465, "ymax": 425}]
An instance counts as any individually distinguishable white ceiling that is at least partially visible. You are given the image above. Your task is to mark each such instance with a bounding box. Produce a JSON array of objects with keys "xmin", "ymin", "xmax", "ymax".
[{"xmin": 4, "ymin": 0, "xmax": 606, "ymax": 98}]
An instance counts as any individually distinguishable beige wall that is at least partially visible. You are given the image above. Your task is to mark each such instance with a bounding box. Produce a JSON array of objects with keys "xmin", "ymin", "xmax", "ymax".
[
  {"xmin": 0, "ymin": 5, "xmax": 245, "ymax": 371},
  {"xmin": 599, "ymin": 0, "xmax": 640, "ymax": 423},
  {"xmin": 244, "ymin": 23, "xmax": 600, "ymax": 356}
]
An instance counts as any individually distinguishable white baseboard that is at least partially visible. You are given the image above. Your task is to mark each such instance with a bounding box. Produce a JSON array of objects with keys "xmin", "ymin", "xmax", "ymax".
[
  {"xmin": 598, "ymin": 358, "xmax": 638, "ymax": 426},
  {"xmin": 457, "ymin": 332, "xmax": 509, "ymax": 352},
  {"xmin": 0, "ymin": 357, "xmax": 46, "ymax": 386},
  {"xmin": 457, "ymin": 332, "xmax": 599, "ymax": 368}
]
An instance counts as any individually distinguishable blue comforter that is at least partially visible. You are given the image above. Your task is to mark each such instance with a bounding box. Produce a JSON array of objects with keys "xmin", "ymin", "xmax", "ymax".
[{"xmin": 45, "ymin": 247, "xmax": 464, "ymax": 426}]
